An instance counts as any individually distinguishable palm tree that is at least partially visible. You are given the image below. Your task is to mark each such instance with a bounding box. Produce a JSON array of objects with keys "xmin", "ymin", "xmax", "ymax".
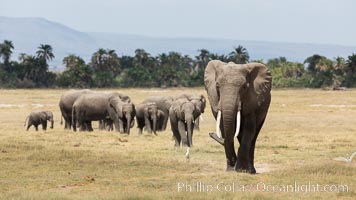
[
  {"xmin": 0, "ymin": 40, "xmax": 14, "ymax": 65},
  {"xmin": 229, "ymin": 45, "xmax": 250, "ymax": 64},
  {"xmin": 18, "ymin": 53, "xmax": 28, "ymax": 63},
  {"xmin": 134, "ymin": 49, "xmax": 151, "ymax": 67},
  {"xmin": 344, "ymin": 54, "xmax": 356, "ymax": 87},
  {"xmin": 36, "ymin": 44, "xmax": 55, "ymax": 63},
  {"xmin": 107, "ymin": 49, "xmax": 121, "ymax": 75}
]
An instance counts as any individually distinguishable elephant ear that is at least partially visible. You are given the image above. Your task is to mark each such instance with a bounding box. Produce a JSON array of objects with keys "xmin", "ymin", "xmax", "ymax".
[
  {"xmin": 157, "ymin": 110, "xmax": 164, "ymax": 117},
  {"xmin": 131, "ymin": 103, "xmax": 136, "ymax": 117},
  {"xmin": 143, "ymin": 105, "xmax": 149, "ymax": 117},
  {"xmin": 108, "ymin": 95, "xmax": 122, "ymax": 117},
  {"xmin": 244, "ymin": 63, "xmax": 272, "ymax": 106},
  {"xmin": 204, "ymin": 60, "xmax": 226, "ymax": 116},
  {"xmin": 200, "ymin": 94, "xmax": 206, "ymax": 113},
  {"xmin": 173, "ymin": 101, "xmax": 184, "ymax": 119},
  {"xmin": 45, "ymin": 111, "xmax": 53, "ymax": 120}
]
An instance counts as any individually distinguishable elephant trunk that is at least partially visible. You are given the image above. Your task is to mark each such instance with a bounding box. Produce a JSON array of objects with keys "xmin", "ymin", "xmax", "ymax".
[
  {"xmin": 152, "ymin": 116, "xmax": 157, "ymax": 135},
  {"xmin": 186, "ymin": 116, "xmax": 194, "ymax": 147},
  {"xmin": 221, "ymin": 95, "xmax": 240, "ymax": 141},
  {"xmin": 125, "ymin": 114, "xmax": 131, "ymax": 134}
]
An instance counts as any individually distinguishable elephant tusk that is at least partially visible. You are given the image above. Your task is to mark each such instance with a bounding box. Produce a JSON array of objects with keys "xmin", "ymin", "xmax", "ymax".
[
  {"xmin": 199, "ymin": 115, "xmax": 204, "ymax": 122},
  {"xmin": 216, "ymin": 110, "xmax": 221, "ymax": 138},
  {"xmin": 234, "ymin": 111, "xmax": 241, "ymax": 137}
]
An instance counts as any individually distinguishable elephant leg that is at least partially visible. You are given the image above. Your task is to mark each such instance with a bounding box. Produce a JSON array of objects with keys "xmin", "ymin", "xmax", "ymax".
[
  {"xmin": 35, "ymin": 124, "xmax": 38, "ymax": 131},
  {"xmin": 162, "ymin": 113, "xmax": 169, "ymax": 130},
  {"xmin": 138, "ymin": 128, "xmax": 143, "ymax": 135},
  {"xmin": 118, "ymin": 119, "xmax": 124, "ymax": 133},
  {"xmin": 194, "ymin": 118, "xmax": 200, "ymax": 131},
  {"xmin": 248, "ymin": 109, "xmax": 269, "ymax": 174},
  {"xmin": 235, "ymin": 114, "xmax": 256, "ymax": 173},
  {"xmin": 87, "ymin": 121, "xmax": 93, "ymax": 132},
  {"xmin": 68, "ymin": 117, "xmax": 72, "ymax": 130},
  {"xmin": 170, "ymin": 114, "xmax": 180, "ymax": 147},
  {"xmin": 42, "ymin": 121, "xmax": 47, "ymax": 131},
  {"xmin": 178, "ymin": 121, "xmax": 188, "ymax": 147},
  {"xmin": 224, "ymin": 133, "xmax": 237, "ymax": 171},
  {"xmin": 99, "ymin": 120, "xmax": 104, "ymax": 130}
]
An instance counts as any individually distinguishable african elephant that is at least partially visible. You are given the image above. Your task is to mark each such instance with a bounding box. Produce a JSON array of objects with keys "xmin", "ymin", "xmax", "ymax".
[
  {"xmin": 59, "ymin": 89, "xmax": 92, "ymax": 130},
  {"xmin": 24, "ymin": 110, "xmax": 54, "ymax": 131},
  {"xmin": 72, "ymin": 92, "xmax": 135, "ymax": 134},
  {"xmin": 136, "ymin": 102, "xmax": 165, "ymax": 135},
  {"xmin": 175, "ymin": 94, "xmax": 206, "ymax": 130},
  {"xmin": 143, "ymin": 96, "xmax": 173, "ymax": 131},
  {"xmin": 204, "ymin": 60, "xmax": 272, "ymax": 174},
  {"xmin": 169, "ymin": 99, "xmax": 202, "ymax": 159}
]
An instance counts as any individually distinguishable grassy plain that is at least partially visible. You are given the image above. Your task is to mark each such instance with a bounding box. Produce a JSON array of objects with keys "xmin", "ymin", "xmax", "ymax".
[{"xmin": 0, "ymin": 88, "xmax": 355, "ymax": 199}]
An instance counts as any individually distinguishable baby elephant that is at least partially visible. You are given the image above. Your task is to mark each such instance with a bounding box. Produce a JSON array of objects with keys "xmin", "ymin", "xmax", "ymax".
[
  {"xmin": 136, "ymin": 102, "xmax": 164, "ymax": 135},
  {"xmin": 24, "ymin": 110, "xmax": 54, "ymax": 131},
  {"xmin": 169, "ymin": 99, "xmax": 202, "ymax": 159}
]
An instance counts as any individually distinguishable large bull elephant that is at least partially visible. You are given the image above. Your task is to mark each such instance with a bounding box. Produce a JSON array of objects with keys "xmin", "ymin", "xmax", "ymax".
[
  {"xmin": 72, "ymin": 92, "xmax": 135, "ymax": 134},
  {"xmin": 136, "ymin": 102, "xmax": 165, "ymax": 135},
  {"xmin": 24, "ymin": 110, "xmax": 54, "ymax": 131},
  {"xmin": 142, "ymin": 96, "xmax": 173, "ymax": 131},
  {"xmin": 175, "ymin": 94, "xmax": 206, "ymax": 130},
  {"xmin": 59, "ymin": 89, "xmax": 92, "ymax": 130},
  {"xmin": 204, "ymin": 60, "xmax": 272, "ymax": 174},
  {"xmin": 169, "ymin": 99, "xmax": 202, "ymax": 159}
]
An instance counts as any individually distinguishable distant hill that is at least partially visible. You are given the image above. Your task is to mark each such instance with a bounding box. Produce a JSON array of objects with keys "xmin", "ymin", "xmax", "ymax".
[{"xmin": 1, "ymin": 16, "xmax": 355, "ymax": 71}]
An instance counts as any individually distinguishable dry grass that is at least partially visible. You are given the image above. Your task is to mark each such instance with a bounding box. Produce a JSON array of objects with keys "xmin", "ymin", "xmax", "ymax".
[{"xmin": 0, "ymin": 88, "xmax": 355, "ymax": 199}]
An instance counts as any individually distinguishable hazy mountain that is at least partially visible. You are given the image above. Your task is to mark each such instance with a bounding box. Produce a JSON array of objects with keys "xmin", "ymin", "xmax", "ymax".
[
  {"xmin": 1, "ymin": 16, "xmax": 355, "ymax": 71},
  {"xmin": 0, "ymin": 16, "xmax": 98, "ymax": 70}
]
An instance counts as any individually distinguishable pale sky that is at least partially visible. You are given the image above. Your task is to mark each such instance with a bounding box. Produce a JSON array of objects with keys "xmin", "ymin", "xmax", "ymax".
[{"xmin": 1, "ymin": 0, "xmax": 355, "ymax": 45}]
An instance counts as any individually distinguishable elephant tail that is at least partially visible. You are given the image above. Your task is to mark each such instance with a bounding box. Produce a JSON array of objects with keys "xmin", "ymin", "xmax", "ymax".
[{"xmin": 24, "ymin": 116, "xmax": 29, "ymax": 126}]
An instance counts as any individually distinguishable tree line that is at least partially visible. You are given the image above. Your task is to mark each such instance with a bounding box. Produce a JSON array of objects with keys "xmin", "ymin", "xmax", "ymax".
[{"xmin": 0, "ymin": 40, "xmax": 355, "ymax": 88}]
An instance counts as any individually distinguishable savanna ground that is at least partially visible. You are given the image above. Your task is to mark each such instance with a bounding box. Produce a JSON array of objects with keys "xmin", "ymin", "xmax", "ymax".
[{"xmin": 0, "ymin": 88, "xmax": 355, "ymax": 199}]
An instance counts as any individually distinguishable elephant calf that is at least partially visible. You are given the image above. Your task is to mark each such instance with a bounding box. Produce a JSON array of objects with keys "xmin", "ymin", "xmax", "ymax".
[
  {"xmin": 174, "ymin": 94, "xmax": 206, "ymax": 131},
  {"xmin": 24, "ymin": 110, "xmax": 54, "ymax": 131},
  {"xmin": 169, "ymin": 99, "xmax": 202, "ymax": 159},
  {"xmin": 136, "ymin": 102, "xmax": 164, "ymax": 135}
]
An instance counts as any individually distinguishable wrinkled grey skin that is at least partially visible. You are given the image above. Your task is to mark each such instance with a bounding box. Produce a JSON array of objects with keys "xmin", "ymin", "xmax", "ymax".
[
  {"xmin": 136, "ymin": 102, "xmax": 165, "ymax": 135},
  {"xmin": 175, "ymin": 94, "xmax": 206, "ymax": 130},
  {"xmin": 204, "ymin": 60, "xmax": 272, "ymax": 174},
  {"xmin": 169, "ymin": 99, "xmax": 201, "ymax": 147},
  {"xmin": 72, "ymin": 92, "xmax": 135, "ymax": 134},
  {"xmin": 24, "ymin": 110, "xmax": 54, "ymax": 131},
  {"xmin": 59, "ymin": 89, "xmax": 92, "ymax": 130},
  {"xmin": 143, "ymin": 96, "xmax": 173, "ymax": 131}
]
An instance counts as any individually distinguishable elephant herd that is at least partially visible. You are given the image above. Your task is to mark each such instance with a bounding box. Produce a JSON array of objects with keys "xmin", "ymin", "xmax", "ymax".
[
  {"xmin": 23, "ymin": 60, "xmax": 272, "ymax": 174},
  {"xmin": 25, "ymin": 89, "xmax": 206, "ymax": 159}
]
